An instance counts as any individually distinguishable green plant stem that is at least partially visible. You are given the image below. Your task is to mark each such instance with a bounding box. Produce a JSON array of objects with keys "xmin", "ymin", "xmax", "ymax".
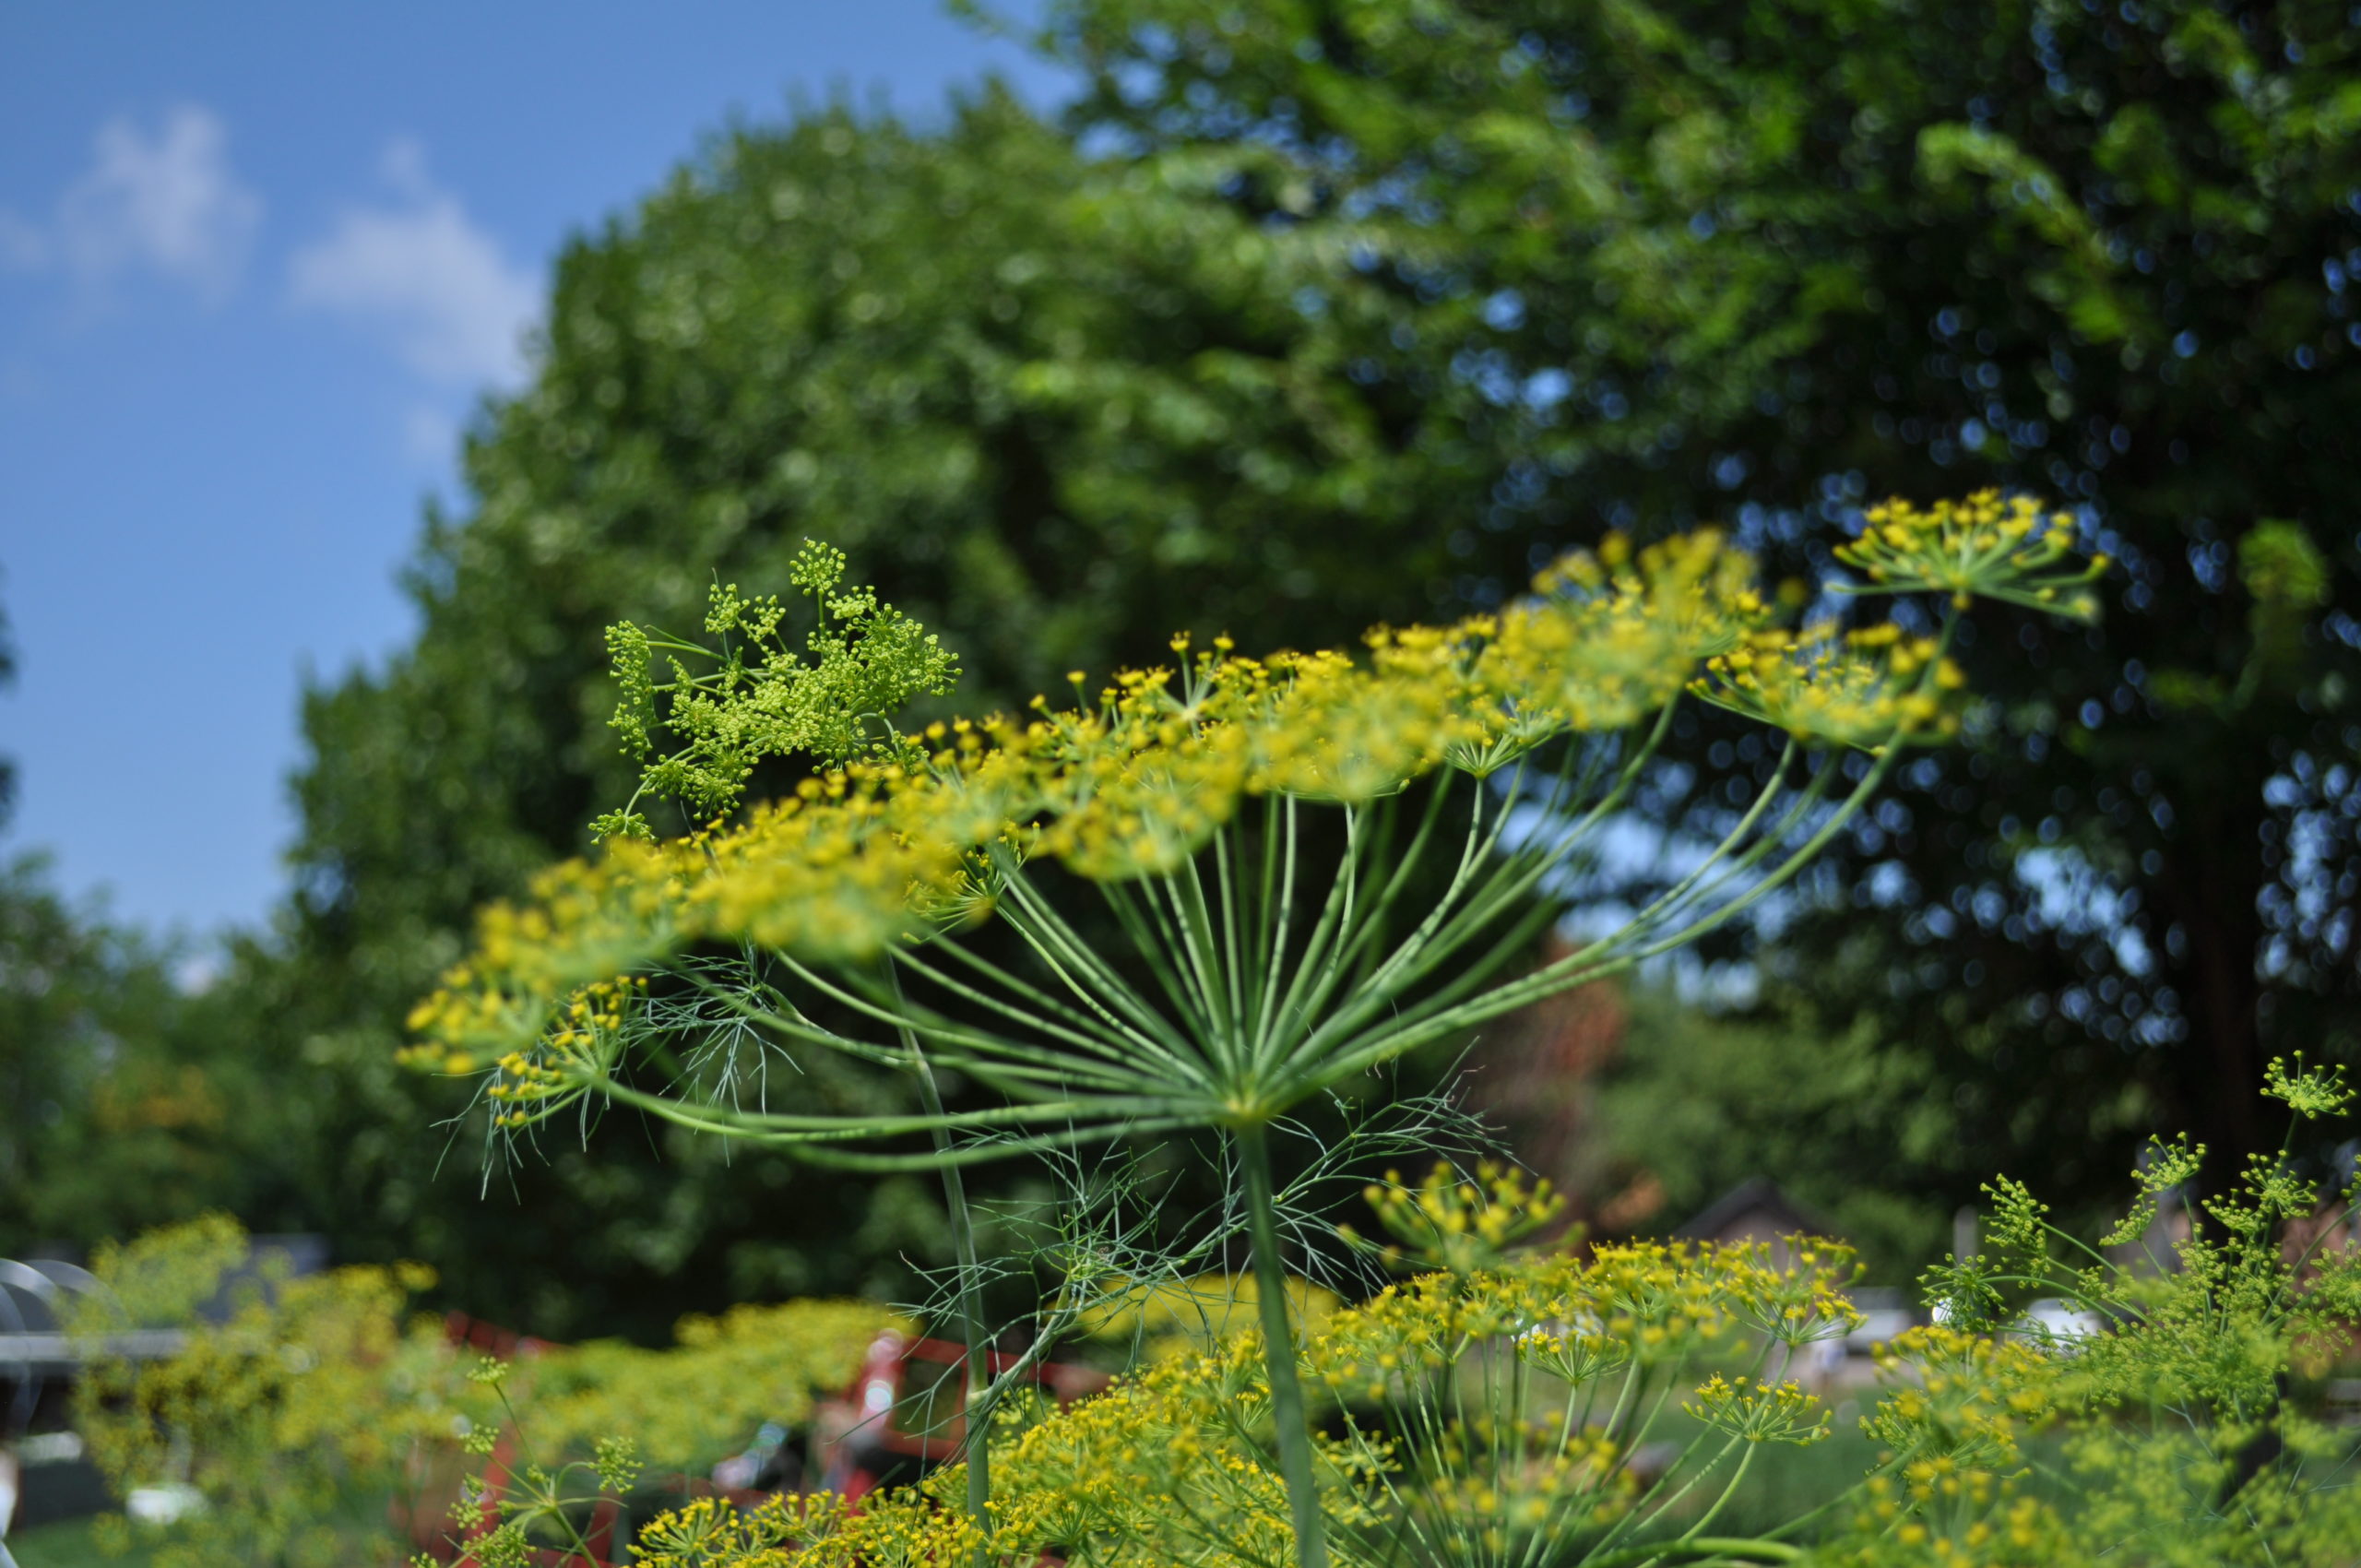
[
  {"xmin": 486, "ymin": 1384, "xmax": 603, "ymax": 1561},
  {"xmin": 1236, "ymin": 1122, "xmax": 1329, "ymax": 1568},
  {"xmin": 889, "ymin": 966, "xmax": 992, "ymax": 1549},
  {"xmin": 1580, "ymin": 1539, "xmax": 1801, "ymax": 1568},
  {"xmin": 1676, "ymin": 1441, "xmax": 1758, "ymax": 1549}
]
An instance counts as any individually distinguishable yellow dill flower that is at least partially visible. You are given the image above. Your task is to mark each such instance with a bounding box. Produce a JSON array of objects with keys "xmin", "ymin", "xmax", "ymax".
[
  {"xmin": 1480, "ymin": 529, "xmax": 1768, "ymax": 740},
  {"xmin": 1696, "ymin": 622, "xmax": 1964, "ymax": 747},
  {"xmin": 1341, "ymin": 1159, "xmax": 1569, "ymax": 1277},
  {"xmin": 1684, "ymin": 1373, "xmax": 1833, "ymax": 1444},
  {"xmin": 1833, "ymin": 489, "xmax": 2105, "ymax": 618}
]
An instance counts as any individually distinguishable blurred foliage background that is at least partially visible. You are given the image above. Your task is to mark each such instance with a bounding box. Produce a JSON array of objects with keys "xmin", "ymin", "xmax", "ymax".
[{"xmin": 5, "ymin": 0, "xmax": 2358, "ymax": 1329}]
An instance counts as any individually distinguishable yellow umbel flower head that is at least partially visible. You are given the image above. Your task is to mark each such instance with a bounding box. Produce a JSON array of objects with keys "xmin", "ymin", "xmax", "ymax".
[{"xmin": 1833, "ymin": 490, "xmax": 2105, "ymax": 618}]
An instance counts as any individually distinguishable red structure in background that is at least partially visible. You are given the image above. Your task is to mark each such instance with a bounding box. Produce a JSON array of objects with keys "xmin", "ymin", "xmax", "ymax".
[
  {"xmin": 1458, "ymin": 959, "xmax": 1652, "ymax": 1234},
  {"xmin": 442, "ymin": 1310, "xmax": 557, "ymax": 1362},
  {"xmin": 406, "ymin": 1314, "xmax": 1108, "ymax": 1566},
  {"xmin": 406, "ymin": 1313, "xmax": 608, "ymax": 1568},
  {"xmin": 808, "ymin": 1329, "xmax": 1108, "ymax": 1504}
]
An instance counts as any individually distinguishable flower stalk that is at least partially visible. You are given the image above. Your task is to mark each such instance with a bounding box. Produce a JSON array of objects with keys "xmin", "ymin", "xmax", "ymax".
[{"xmin": 1236, "ymin": 1121, "xmax": 1329, "ymax": 1568}]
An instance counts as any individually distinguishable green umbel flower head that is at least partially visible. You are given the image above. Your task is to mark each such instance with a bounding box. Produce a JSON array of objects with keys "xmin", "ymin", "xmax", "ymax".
[{"xmin": 594, "ymin": 539, "xmax": 959, "ymax": 840}]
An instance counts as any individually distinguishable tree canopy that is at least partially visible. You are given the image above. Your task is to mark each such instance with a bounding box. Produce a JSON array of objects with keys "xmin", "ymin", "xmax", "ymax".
[
  {"xmin": 1035, "ymin": 0, "xmax": 2361, "ymax": 1198},
  {"xmin": 204, "ymin": 86, "xmax": 1504, "ymax": 1336},
  {"xmin": 122, "ymin": 0, "xmax": 2361, "ymax": 1328},
  {"xmin": 0, "ymin": 855, "xmax": 267, "ymax": 1257}
]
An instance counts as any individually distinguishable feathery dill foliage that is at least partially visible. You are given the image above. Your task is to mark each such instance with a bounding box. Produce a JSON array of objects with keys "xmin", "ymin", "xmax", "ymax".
[{"xmin": 407, "ymin": 493, "xmax": 2098, "ymax": 1565}]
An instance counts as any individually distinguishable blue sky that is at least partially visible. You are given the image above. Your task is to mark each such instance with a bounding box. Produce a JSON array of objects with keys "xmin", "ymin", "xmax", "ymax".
[{"xmin": 0, "ymin": 1, "xmax": 1068, "ymax": 945}]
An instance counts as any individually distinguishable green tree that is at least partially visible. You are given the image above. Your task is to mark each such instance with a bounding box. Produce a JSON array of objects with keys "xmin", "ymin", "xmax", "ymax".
[
  {"xmin": 1596, "ymin": 986, "xmax": 1981, "ymax": 1278},
  {"xmin": 211, "ymin": 0, "xmax": 2361, "ymax": 1324},
  {"xmin": 0, "ymin": 855, "xmax": 263, "ymax": 1256},
  {"xmin": 0, "ymin": 587, "xmax": 18, "ymax": 828},
  {"xmin": 215, "ymin": 87, "xmax": 1493, "ymax": 1337},
  {"xmin": 1038, "ymin": 0, "xmax": 2361, "ymax": 1217}
]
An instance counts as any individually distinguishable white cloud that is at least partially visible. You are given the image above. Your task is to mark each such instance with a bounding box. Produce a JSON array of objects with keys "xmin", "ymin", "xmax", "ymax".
[
  {"xmin": 0, "ymin": 105, "xmax": 263, "ymax": 300},
  {"xmin": 288, "ymin": 140, "xmax": 540, "ymax": 389}
]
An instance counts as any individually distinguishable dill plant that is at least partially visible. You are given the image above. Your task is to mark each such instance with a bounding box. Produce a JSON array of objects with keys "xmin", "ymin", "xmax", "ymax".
[
  {"xmin": 68, "ymin": 1215, "xmax": 898, "ymax": 1567},
  {"xmin": 79, "ymin": 1072, "xmax": 2361, "ymax": 1568},
  {"xmin": 622, "ymin": 1088, "xmax": 2361, "ymax": 1568},
  {"xmin": 633, "ymin": 1172, "xmax": 1875, "ymax": 1568},
  {"xmin": 1842, "ymin": 1054, "xmax": 2361, "ymax": 1566},
  {"xmin": 66, "ymin": 1218, "xmax": 483, "ymax": 1568},
  {"xmin": 409, "ymin": 493, "xmax": 2100, "ymax": 1564}
]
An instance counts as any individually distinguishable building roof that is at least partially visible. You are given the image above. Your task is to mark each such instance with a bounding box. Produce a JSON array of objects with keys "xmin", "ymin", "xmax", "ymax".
[{"xmin": 1674, "ymin": 1176, "xmax": 1842, "ymax": 1244}]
